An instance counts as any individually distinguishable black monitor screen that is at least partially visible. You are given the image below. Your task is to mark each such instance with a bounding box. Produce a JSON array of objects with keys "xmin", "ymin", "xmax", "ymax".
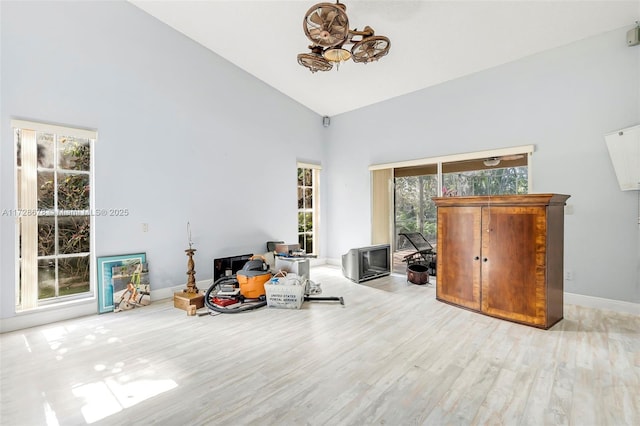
[
  {"xmin": 364, "ymin": 247, "xmax": 389, "ymax": 271},
  {"xmin": 213, "ymin": 254, "xmax": 253, "ymax": 281}
]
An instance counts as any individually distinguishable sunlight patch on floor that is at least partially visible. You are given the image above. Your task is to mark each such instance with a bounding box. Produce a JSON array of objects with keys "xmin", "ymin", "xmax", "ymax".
[
  {"xmin": 43, "ymin": 393, "xmax": 60, "ymax": 426},
  {"xmin": 71, "ymin": 378, "xmax": 177, "ymax": 424}
]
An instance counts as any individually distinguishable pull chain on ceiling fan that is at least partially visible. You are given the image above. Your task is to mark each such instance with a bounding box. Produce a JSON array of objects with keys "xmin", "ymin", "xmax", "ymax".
[{"xmin": 297, "ymin": 1, "xmax": 391, "ymax": 73}]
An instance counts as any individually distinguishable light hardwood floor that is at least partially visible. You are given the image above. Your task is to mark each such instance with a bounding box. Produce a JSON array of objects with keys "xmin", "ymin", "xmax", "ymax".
[{"xmin": 1, "ymin": 265, "xmax": 638, "ymax": 425}]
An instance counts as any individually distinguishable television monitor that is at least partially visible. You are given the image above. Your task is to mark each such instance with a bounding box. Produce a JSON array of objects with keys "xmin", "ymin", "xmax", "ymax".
[
  {"xmin": 341, "ymin": 244, "xmax": 391, "ymax": 283},
  {"xmin": 213, "ymin": 253, "xmax": 253, "ymax": 281}
]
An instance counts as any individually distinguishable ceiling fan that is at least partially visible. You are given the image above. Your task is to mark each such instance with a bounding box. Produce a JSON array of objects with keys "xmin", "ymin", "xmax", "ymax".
[
  {"xmin": 298, "ymin": 1, "xmax": 391, "ymax": 73},
  {"xmin": 303, "ymin": 2, "xmax": 350, "ymax": 48},
  {"xmin": 483, "ymin": 154, "xmax": 526, "ymax": 167}
]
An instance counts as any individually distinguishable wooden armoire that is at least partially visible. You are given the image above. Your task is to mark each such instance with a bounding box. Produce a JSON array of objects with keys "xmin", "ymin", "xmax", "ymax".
[{"xmin": 432, "ymin": 194, "xmax": 570, "ymax": 329}]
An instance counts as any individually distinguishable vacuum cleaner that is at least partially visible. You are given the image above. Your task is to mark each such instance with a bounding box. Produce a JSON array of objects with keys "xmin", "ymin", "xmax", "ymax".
[{"xmin": 204, "ymin": 255, "xmax": 271, "ymax": 313}]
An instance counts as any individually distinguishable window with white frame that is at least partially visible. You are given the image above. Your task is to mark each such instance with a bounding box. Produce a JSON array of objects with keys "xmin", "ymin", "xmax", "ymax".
[
  {"xmin": 370, "ymin": 145, "xmax": 533, "ymax": 273},
  {"xmin": 297, "ymin": 163, "xmax": 321, "ymax": 255},
  {"xmin": 12, "ymin": 120, "xmax": 95, "ymax": 310}
]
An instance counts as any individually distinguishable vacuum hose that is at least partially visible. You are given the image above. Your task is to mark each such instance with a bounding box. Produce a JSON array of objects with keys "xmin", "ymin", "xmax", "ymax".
[{"xmin": 204, "ymin": 275, "xmax": 267, "ymax": 314}]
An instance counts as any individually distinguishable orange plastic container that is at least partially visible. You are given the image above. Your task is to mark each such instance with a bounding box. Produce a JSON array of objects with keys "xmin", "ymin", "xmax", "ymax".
[{"xmin": 237, "ymin": 272, "xmax": 271, "ymax": 299}]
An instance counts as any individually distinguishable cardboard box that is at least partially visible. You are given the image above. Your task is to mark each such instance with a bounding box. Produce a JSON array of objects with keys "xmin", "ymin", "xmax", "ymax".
[
  {"xmin": 275, "ymin": 243, "xmax": 300, "ymax": 255},
  {"xmin": 173, "ymin": 291, "xmax": 205, "ymax": 311},
  {"xmin": 275, "ymin": 257, "xmax": 310, "ymax": 280},
  {"xmin": 264, "ymin": 283, "xmax": 305, "ymax": 309}
]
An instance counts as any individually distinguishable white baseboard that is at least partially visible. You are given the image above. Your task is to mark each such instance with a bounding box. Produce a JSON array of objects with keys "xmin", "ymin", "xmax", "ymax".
[
  {"xmin": 0, "ymin": 299, "xmax": 97, "ymax": 334},
  {"xmin": 309, "ymin": 257, "xmax": 327, "ymax": 267},
  {"xmin": 0, "ymin": 279, "xmax": 214, "ymax": 334},
  {"xmin": 564, "ymin": 292, "xmax": 639, "ymax": 315},
  {"xmin": 326, "ymin": 257, "xmax": 341, "ymax": 266},
  {"xmin": 153, "ymin": 279, "xmax": 212, "ymax": 301}
]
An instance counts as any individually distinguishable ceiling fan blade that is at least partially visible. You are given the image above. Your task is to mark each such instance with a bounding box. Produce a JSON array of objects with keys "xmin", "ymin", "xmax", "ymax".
[
  {"xmin": 323, "ymin": 9, "xmax": 337, "ymax": 22},
  {"xmin": 353, "ymin": 49, "xmax": 366, "ymax": 58},
  {"xmin": 309, "ymin": 28, "xmax": 322, "ymax": 36},
  {"xmin": 309, "ymin": 12, "xmax": 324, "ymax": 26}
]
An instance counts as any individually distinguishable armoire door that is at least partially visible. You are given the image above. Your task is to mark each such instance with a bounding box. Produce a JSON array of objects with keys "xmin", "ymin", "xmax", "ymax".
[
  {"xmin": 480, "ymin": 205, "xmax": 548, "ymax": 326},
  {"xmin": 436, "ymin": 206, "xmax": 481, "ymax": 310}
]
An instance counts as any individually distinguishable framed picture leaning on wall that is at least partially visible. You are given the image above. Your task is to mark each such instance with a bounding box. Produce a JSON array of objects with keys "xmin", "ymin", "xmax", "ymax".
[{"xmin": 96, "ymin": 253, "xmax": 146, "ymax": 313}]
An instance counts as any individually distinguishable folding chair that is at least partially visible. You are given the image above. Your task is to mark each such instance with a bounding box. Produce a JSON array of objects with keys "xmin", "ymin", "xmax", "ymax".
[{"xmin": 399, "ymin": 232, "xmax": 436, "ymax": 276}]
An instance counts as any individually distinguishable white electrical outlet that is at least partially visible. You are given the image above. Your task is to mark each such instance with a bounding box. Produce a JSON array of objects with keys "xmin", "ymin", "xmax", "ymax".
[
  {"xmin": 564, "ymin": 269, "xmax": 573, "ymax": 281},
  {"xmin": 142, "ymin": 223, "xmax": 148, "ymax": 232}
]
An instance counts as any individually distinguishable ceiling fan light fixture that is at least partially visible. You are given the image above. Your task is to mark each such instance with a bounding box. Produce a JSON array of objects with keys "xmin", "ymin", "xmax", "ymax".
[
  {"xmin": 323, "ymin": 47, "xmax": 352, "ymax": 63},
  {"xmin": 299, "ymin": 1, "xmax": 390, "ymax": 72}
]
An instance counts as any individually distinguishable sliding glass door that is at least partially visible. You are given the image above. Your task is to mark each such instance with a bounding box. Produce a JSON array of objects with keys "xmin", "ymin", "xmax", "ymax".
[{"xmin": 388, "ymin": 153, "xmax": 530, "ymax": 275}]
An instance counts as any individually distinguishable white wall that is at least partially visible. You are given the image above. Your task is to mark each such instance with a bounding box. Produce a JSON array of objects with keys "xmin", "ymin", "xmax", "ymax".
[
  {"xmin": 326, "ymin": 27, "xmax": 640, "ymax": 304},
  {"xmin": 0, "ymin": 1, "xmax": 324, "ymax": 324}
]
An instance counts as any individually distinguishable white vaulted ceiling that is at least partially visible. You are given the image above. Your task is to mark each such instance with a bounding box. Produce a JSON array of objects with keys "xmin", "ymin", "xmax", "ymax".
[{"xmin": 129, "ymin": 1, "xmax": 640, "ymax": 116}]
